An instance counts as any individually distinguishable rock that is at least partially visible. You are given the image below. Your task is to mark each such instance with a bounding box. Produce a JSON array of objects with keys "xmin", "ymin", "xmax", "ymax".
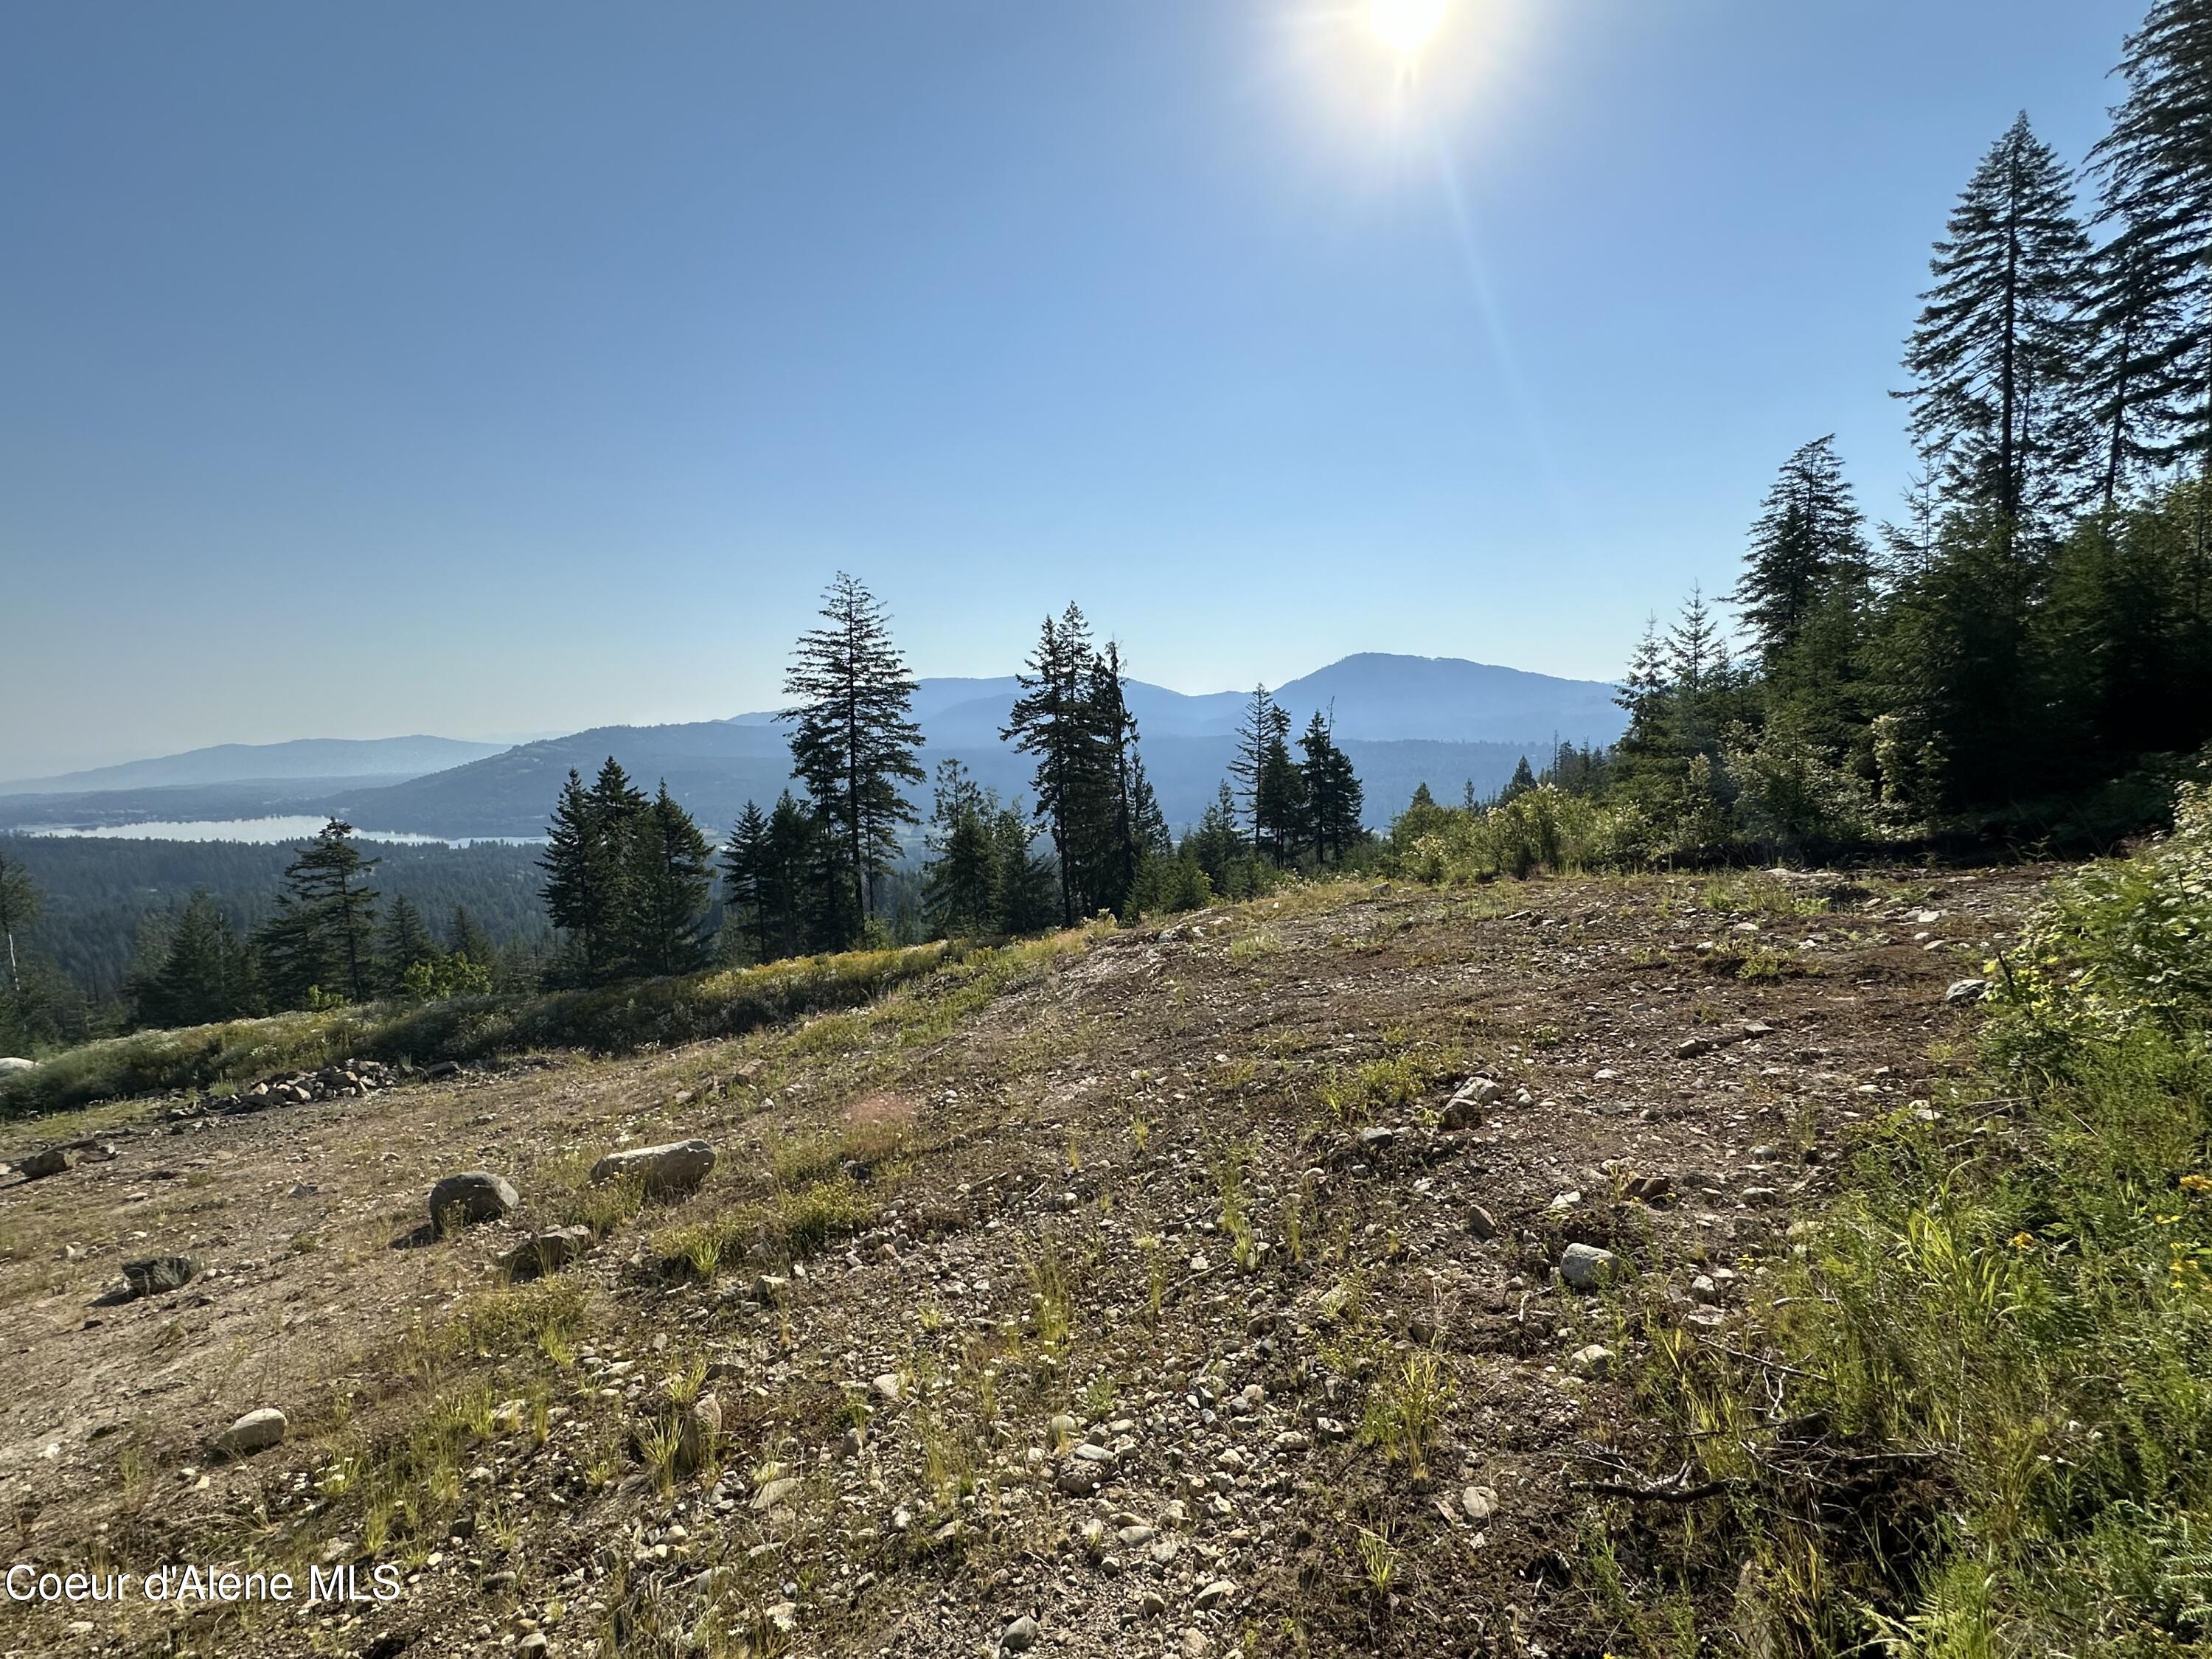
[
  {"xmin": 590, "ymin": 1139, "xmax": 716, "ymax": 1197},
  {"xmin": 872, "ymin": 1371, "xmax": 903, "ymax": 1404},
  {"xmin": 681, "ymin": 1394, "xmax": 723, "ymax": 1470},
  {"xmin": 1547, "ymin": 1189, "xmax": 1584, "ymax": 1213},
  {"xmin": 213, "ymin": 1408, "xmax": 288, "ymax": 1458},
  {"xmin": 1675, "ymin": 1035, "xmax": 1716, "ymax": 1059},
  {"xmin": 1357, "ymin": 1127, "xmax": 1397, "ymax": 1152},
  {"xmin": 752, "ymin": 1473, "xmax": 801, "ymax": 1512},
  {"xmin": 1194, "ymin": 1578, "xmax": 1238, "ymax": 1610},
  {"xmin": 1461, "ymin": 1484, "xmax": 1498, "ymax": 1522},
  {"xmin": 1690, "ymin": 1273, "xmax": 1721, "ymax": 1304},
  {"xmin": 1180, "ymin": 1631, "xmax": 1210, "ymax": 1659},
  {"xmin": 428, "ymin": 1172, "xmax": 518, "ymax": 1229},
  {"xmin": 1139, "ymin": 1591, "xmax": 1166, "ymax": 1617},
  {"xmin": 1945, "ymin": 978, "xmax": 1991, "ymax": 1005},
  {"xmin": 1558, "ymin": 1242, "xmax": 1621, "ymax": 1293},
  {"xmin": 19, "ymin": 1147, "xmax": 78, "ymax": 1180},
  {"xmin": 1001, "ymin": 1614, "xmax": 1039, "ymax": 1652},
  {"xmin": 1571, "ymin": 1343, "xmax": 1614, "ymax": 1378},
  {"xmin": 1466, "ymin": 1203, "xmax": 1498, "ymax": 1241},
  {"xmin": 0, "ymin": 1056, "xmax": 35, "ymax": 1076},
  {"xmin": 122, "ymin": 1255, "xmax": 203, "ymax": 1298},
  {"xmin": 1625, "ymin": 1174, "xmax": 1672, "ymax": 1206},
  {"xmin": 517, "ymin": 1636, "xmax": 549, "ymax": 1659},
  {"xmin": 500, "ymin": 1225, "xmax": 594, "ymax": 1281}
]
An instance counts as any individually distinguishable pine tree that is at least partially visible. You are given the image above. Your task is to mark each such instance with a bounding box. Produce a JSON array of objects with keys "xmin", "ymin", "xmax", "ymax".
[
  {"xmin": 1298, "ymin": 711, "xmax": 1366, "ymax": 863},
  {"xmin": 1228, "ymin": 686, "xmax": 1281, "ymax": 852},
  {"xmin": 378, "ymin": 895, "xmax": 439, "ymax": 993},
  {"xmin": 923, "ymin": 759, "xmax": 999, "ymax": 939},
  {"xmin": 2091, "ymin": 0, "xmax": 2212, "ymax": 484},
  {"xmin": 447, "ymin": 906, "xmax": 495, "ymax": 967},
  {"xmin": 138, "ymin": 890, "xmax": 256, "ymax": 1028},
  {"xmin": 720, "ymin": 800, "xmax": 772, "ymax": 963},
  {"xmin": 1903, "ymin": 114, "xmax": 2093, "ymax": 538},
  {"xmin": 260, "ymin": 821, "xmax": 380, "ymax": 1005},
  {"xmin": 538, "ymin": 762, "xmax": 644, "ymax": 986},
  {"xmin": 761, "ymin": 791, "xmax": 821, "ymax": 961},
  {"xmin": 1004, "ymin": 606, "xmax": 1103, "ymax": 926},
  {"xmin": 990, "ymin": 800, "xmax": 1060, "ymax": 935},
  {"xmin": 1731, "ymin": 437, "xmax": 1872, "ymax": 664},
  {"xmin": 1500, "ymin": 756, "xmax": 1537, "ymax": 803},
  {"xmin": 627, "ymin": 782, "xmax": 714, "ymax": 977},
  {"xmin": 1186, "ymin": 784, "xmax": 1245, "ymax": 896},
  {"xmin": 780, "ymin": 572, "xmax": 925, "ymax": 944},
  {"xmin": 0, "ymin": 849, "xmax": 38, "ymax": 994}
]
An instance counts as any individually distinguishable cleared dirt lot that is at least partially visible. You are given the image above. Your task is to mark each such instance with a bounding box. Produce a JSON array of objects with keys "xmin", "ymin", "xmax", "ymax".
[{"xmin": 0, "ymin": 867, "xmax": 2042, "ymax": 1658}]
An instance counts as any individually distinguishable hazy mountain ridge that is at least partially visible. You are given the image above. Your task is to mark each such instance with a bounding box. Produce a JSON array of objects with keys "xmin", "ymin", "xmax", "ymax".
[
  {"xmin": 3, "ymin": 654, "xmax": 1622, "ymax": 838},
  {"xmin": 0, "ymin": 736, "xmax": 507, "ymax": 796}
]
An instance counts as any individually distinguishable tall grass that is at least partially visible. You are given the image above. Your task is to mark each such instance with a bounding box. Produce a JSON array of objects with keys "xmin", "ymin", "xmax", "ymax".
[
  {"xmin": 1, "ymin": 942, "xmax": 953, "ymax": 1119},
  {"xmin": 1601, "ymin": 783, "xmax": 2212, "ymax": 1655}
]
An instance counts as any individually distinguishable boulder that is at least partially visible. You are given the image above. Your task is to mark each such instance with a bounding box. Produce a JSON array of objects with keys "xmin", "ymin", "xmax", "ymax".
[
  {"xmin": 499, "ymin": 1225, "xmax": 594, "ymax": 1281},
  {"xmin": 20, "ymin": 1147, "xmax": 77, "ymax": 1180},
  {"xmin": 428, "ymin": 1172, "xmax": 518, "ymax": 1229},
  {"xmin": 590, "ymin": 1139, "xmax": 716, "ymax": 1198},
  {"xmin": 122, "ymin": 1255, "xmax": 204, "ymax": 1298},
  {"xmin": 1945, "ymin": 978, "xmax": 1992, "ymax": 1005},
  {"xmin": 1559, "ymin": 1242, "xmax": 1621, "ymax": 1293},
  {"xmin": 0, "ymin": 1057, "xmax": 34, "ymax": 1077},
  {"xmin": 213, "ymin": 1408, "xmax": 288, "ymax": 1458}
]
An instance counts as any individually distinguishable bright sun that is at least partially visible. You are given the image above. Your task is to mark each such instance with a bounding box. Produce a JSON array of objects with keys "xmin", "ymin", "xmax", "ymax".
[{"xmin": 1370, "ymin": 0, "xmax": 1448, "ymax": 58}]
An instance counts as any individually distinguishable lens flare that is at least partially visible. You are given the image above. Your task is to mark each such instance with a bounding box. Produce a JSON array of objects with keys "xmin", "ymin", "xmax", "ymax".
[{"xmin": 1370, "ymin": 0, "xmax": 1448, "ymax": 57}]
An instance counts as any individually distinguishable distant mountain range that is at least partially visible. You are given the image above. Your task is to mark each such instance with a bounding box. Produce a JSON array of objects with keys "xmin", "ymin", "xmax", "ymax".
[
  {"xmin": 0, "ymin": 654, "xmax": 1623, "ymax": 838},
  {"xmin": 0, "ymin": 736, "xmax": 507, "ymax": 796}
]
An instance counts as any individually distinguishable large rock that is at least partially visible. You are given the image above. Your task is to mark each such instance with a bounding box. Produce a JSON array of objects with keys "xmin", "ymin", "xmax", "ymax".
[
  {"xmin": 213, "ymin": 1408, "xmax": 288, "ymax": 1458},
  {"xmin": 1559, "ymin": 1242, "xmax": 1622, "ymax": 1293},
  {"xmin": 590, "ymin": 1139, "xmax": 716, "ymax": 1198},
  {"xmin": 122, "ymin": 1255, "xmax": 204, "ymax": 1298},
  {"xmin": 428, "ymin": 1172, "xmax": 518, "ymax": 1229},
  {"xmin": 499, "ymin": 1225, "xmax": 594, "ymax": 1281},
  {"xmin": 20, "ymin": 1147, "xmax": 78, "ymax": 1180},
  {"xmin": 0, "ymin": 1057, "xmax": 35, "ymax": 1077}
]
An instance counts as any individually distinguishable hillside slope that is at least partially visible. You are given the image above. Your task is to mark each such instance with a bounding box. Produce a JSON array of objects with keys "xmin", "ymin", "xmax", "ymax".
[
  {"xmin": 0, "ymin": 737, "xmax": 505, "ymax": 796},
  {"xmin": 0, "ymin": 866, "xmax": 2033, "ymax": 1658}
]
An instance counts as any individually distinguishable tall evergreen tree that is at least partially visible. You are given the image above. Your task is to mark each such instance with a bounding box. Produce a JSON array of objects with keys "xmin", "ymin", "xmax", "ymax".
[
  {"xmin": 781, "ymin": 572, "xmax": 925, "ymax": 943},
  {"xmin": 1903, "ymin": 114, "xmax": 2093, "ymax": 537},
  {"xmin": 1298, "ymin": 711, "xmax": 1366, "ymax": 863},
  {"xmin": 759, "ymin": 791, "xmax": 821, "ymax": 961},
  {"xmin": 627, "ymin": 782, "xmax": 714, "ymax": 977},
  {"xmin": 260, "ymin": 820, "xmax": 380, "ymax": 1005},
  {"xmin": 378, "ymin": 894, "xmax": 439, "ymax": 993},
  {"xmin": 720, "ymin": 800, "xmax": 772, "ymax": 963},
  {"xmin": 135, "ymin": 889, "xmax": 254, "ymax": 1028},
  {"xmin": 923, "ymin": 759, "xmax": 999, "ymax": 939},
  {"xmin": 1731, "ymin": 437, "xmax": 1872, "ymax": 665},
  {"xmin": 1004, "ymin": 606, "xmax": 1102, "ymax": 926},
  {"xmin": 1228, "ymin": 686, "xmax": 1282, "ymax": 852},
  {"xmin": 2092, "ymin": 0, "xmax": 2212, "ymax": 484},
  {"xmin": 538, "ymin": 761, "xmax": 644, "ymax": 985}
]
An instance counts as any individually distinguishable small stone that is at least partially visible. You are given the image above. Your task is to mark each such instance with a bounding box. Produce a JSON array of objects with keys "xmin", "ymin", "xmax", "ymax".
[
  {"xmin": 1945, "ymin": 978, "xmax": 1991, "ymax": 1005},
  {"xmin": 1571, "ymin": 1343, "xmax": 1614, "ymax": 1378},
  {"xmin": 212, "ymin": 1408, "xmax": 288, "ymax": 1458},
  {"xmin": 1558, "ymin": 1242, "xmax": 1621, "ymax": 1293},
  {"xmin": 122, "ymin": 1255, "xmax": 203, "ymax": 1299},
  {"xmin": 517, "ymin": 1636, "xmax": 549, "ymax": 1658},
  {"xmin": 500, "ymin": 1225, "xmax": 593, "ymax": 1281},
  {"xmin": 1194, "ymin": 1578, "xmax": 1237, "ymax": 1610},
  {"xmin": 20, "ymin": 1147, "xmax": 78, "ymax": 1180},
  {"xmin": 872, "ymin": 1371, "xmax": 903, "ymax": 1403},
  {"xmin": 428, "ymin": 1172, "xmax": 517, "ymax": 1229},
  {"xmin": 1466, "ymin": 1203, "xmax": 1498, "ymax": 1241},
  {"xmin": 1001, "ymin": 1614, "xmax": 1039, "ymax": 1652},
  {"xmin": 590, "ymin": 1139, "xmax": 717, "ymax": 1197},
  {"xmin": 1461, "ymin": 1484, "xmax": 1497, "ymax": 1522}
]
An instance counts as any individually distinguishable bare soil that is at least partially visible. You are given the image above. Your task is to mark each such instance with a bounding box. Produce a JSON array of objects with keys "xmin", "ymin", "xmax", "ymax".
[{"xmin": 0, "ymin": 866, "xmax": 2045, "ymax": 1659}]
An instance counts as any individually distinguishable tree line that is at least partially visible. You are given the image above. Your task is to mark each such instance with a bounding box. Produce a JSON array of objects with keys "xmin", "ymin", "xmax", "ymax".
[
  {"xmin": 533, "ymin": 575, "xmax": 1377, "ymax": 988},
  {"xmin": 1550, "ymin": 4, "xmax": 2212, "ymax": 861}
]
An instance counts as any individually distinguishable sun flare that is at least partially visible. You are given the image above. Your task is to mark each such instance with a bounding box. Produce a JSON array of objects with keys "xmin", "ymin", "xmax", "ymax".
[{"xmin": 1370, "ymin": 0, "xmax": 1448, "ymax": 58}]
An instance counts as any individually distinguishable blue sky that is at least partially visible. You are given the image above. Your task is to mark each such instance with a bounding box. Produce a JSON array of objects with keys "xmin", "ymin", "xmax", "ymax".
[{"xmin": 0, "ymin": 0, "xmax": 2145, "ymax": 776}]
